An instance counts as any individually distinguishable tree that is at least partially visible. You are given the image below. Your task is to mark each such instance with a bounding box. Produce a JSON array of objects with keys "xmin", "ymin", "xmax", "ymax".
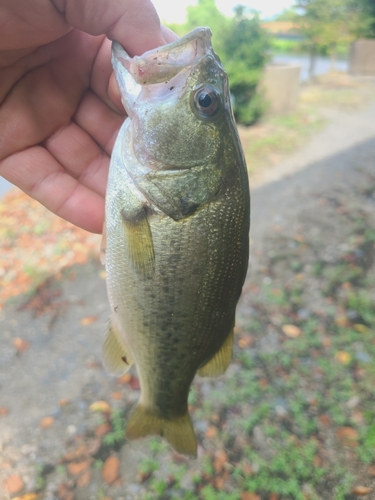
[
  {"xmin": 296, "ymin": 0, "xmax": 364, "ymax": 77},
  {"xmin": 220, "ymin": 6, "xmax": 270, "ymax": 125},
  {"xmin": 274, "ymin": 7, "xmax": 300, "ymax": 22},
  {"xmin": 349, "ymin": 0, "xmax": 375, "ymax": 38},
  {"xmin": 185, "ymin": 0, "xmax": 230, "ymax": 56}
]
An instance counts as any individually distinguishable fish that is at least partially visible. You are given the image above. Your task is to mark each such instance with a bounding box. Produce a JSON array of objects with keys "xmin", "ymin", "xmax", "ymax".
[{"xmin": 101, "ymin": 27, "xmax": 250, "ymax": 458}]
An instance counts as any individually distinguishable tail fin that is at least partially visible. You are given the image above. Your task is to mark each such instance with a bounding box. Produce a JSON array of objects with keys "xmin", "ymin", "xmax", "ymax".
[{"xmin": 125, "ymin": 405, "xmax": 197, "ymax": 458}]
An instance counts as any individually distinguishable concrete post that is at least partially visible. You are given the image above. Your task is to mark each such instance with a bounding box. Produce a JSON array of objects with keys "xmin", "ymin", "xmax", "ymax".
[
  {"xmin": 261, "ymin": 64, "xmax": 301, "ymax": 115},
  {"xmin": 349, "ymin": 39, "xmax": 375, "ymax": 76}
]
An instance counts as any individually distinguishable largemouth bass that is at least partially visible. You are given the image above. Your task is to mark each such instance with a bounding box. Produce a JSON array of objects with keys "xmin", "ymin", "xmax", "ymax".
[{"xmin": 102, "ymin": 27, "xmax": 250, "ymax": 457}]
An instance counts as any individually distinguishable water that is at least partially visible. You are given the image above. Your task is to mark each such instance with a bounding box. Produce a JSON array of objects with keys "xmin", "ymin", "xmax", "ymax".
[{"xmin": 272, "ymin": 53, "xmax": 349, "ymax": 82}]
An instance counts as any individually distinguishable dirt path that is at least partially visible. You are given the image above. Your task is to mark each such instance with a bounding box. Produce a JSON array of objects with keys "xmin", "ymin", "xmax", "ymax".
[
  {"xmin": 1, "ymin": 98, "xmax": 375, "ymax": 500},
  {"xmin": 250, "ymin": 100, "xmax": 375, "ymax": 243}
]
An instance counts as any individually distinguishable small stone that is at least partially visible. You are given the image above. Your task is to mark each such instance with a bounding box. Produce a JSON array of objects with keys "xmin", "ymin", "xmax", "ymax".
[
  {"xmin": 66, "ymin": 425, "xmax": 76, "ymax": 436},
  {"xmin": 347, "ymin": 396, "xmax": 360, "ymax": 409}
]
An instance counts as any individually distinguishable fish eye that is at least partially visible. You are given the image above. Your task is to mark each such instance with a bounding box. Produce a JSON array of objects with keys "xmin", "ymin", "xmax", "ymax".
[{"xmin": 193, "ymin": 86, "xmax": 220, "ymax": 118}]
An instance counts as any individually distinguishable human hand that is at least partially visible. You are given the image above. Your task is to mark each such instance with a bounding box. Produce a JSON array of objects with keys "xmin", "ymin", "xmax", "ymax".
[{"xmin": 0, "ymin": 0, "xmax": 175, "ymax": 233}]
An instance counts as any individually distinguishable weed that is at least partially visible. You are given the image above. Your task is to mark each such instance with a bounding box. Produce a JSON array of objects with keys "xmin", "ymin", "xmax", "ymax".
[
  {"xmin": 148, "ymin": 436, "xmax": 168, "ymax": 454},
  {"xmin": 358, "ymin": 424, "xmax": 375, "ymax": 463},
  {"xmin": 102, "ymin": 408, "xmax": 126, "ymax": 447},
  {"xmin": 150, "ymin": 478, "xmax": 168, "ymax": 496},
  {"xmin": 139, "ymin": 457, "xmax": 159, "ymax": 476},
  {"xmin": 94, "ymin": 459, "xmax": 103, "ymax": 470}
]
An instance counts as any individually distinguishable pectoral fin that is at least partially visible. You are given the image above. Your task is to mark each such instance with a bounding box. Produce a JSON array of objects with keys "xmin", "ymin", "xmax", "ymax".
[
  {"xmin": 198, "ymin": 328, "xmax": 234, "ymax": 377},
  {"xmin": 125, "ymin": 404, "xmax": 197, "ymax": 458},
  {"xmin": 102, "ymin": 320, "xmax": 133, "ymax": 376},
  {"xmin": 121, "ymin": 208, "xmax": 155, "ymax": 278}
]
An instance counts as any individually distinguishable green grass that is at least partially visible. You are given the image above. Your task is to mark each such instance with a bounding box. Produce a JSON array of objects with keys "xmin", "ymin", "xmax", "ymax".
[
  {"xmin": 102, "ymin": 408, "xmax": 126, "ymax": 447},
  {"xmin": 240, "ymin": 105, "xmax": 324, "ymax": 173},
  {"xmin": 270, "ymin": 38, "xmax": 302, "ymax": 53}
]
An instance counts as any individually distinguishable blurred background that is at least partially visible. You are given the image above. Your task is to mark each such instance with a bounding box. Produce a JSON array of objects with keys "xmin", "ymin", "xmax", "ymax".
[{"xmin": 1, "ymin": 1, "xmax": 375, "ymax": 499}]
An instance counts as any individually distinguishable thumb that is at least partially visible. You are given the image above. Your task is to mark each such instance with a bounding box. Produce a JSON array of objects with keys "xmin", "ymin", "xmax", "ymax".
[{"xmin": 51, "ymin": 0, "xmax": 167, "ymax": 56}]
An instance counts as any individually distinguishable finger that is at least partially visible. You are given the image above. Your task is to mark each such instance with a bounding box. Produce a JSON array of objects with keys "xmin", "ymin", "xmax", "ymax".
[
  {"xmin": 43, "ymin": 121, "xmax": 110, "ymax": 198},
  {"xmin": 0, "ymin": 30, "xmax": 101, "ymax": 162},
  {"xmin": 0, "ymin": 146, "xmax": 104, "ymax": 233},
  {"xmin": 90, "ymin": 36, "xmax": 124, "ymax": 113},
  {"xmin": 73, "ymin": 89, "xmax": 125, "ymax": 155},
  {"xmin": 161, "ymin": 25, "xmax": 179, "ymax": 44},
  {"xmin": 52, "ymin": 0, "xmax": 167, "ymax": 55}
]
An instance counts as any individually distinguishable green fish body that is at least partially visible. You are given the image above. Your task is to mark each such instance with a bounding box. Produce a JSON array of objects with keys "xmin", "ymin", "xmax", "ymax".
[{"xmin": 102, "ymin": 27, "xmax": 250, "ymax": 457}]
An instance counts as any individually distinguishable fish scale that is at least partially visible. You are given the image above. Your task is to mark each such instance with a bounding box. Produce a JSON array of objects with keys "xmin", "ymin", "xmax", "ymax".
[{"xmin": 102, "ymin": 27, "xmax": 250, "ymax": 457}]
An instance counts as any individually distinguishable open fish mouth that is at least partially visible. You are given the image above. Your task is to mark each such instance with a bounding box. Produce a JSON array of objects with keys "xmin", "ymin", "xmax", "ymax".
[
  {"xmin": 112, "ymin": 27, "xmax": 212, "ymax": 85},
  {"xmin": 111, "ymin": 28, "xmax": 217, "ymax": 115}
]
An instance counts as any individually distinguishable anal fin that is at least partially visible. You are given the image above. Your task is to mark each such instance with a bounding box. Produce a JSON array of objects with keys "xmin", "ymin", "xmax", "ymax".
[
  {"xmin": 198, "ymin": 328, "xmax": 234, "ymax": 377},
  {"xmin": 121, "ymin": 207, "xmax": 155, "ymax": 278},
  {"xmin": 125, "ymin": 405, "xmax": 197, "ymax": 458},
  {"xmin": 102, "ymin": 320, "xmax": 133, "ymax": 376}
]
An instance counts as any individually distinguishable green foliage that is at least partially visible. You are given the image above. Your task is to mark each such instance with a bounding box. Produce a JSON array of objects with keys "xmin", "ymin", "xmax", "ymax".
[
  {"xmin": 139, "ymin": 456, "xmax": 159, "ymax": 475},
  {"xmin": 348, "ymin": 0, "xmax": 375, "ymax": 38},
  {"xmin": 358, "ymin": 424, "xmax": 375, "ymax": 463},
  {"xmin": 148, "ymin": 436, "xmax": 168, "ymax": 454},
  {"xmin": 275, "ymin": 7, "xmax": 301, "ymax": 22},
  {"xmin": 243, "ymin": 438, "xmax": 325, "ymax": 499},
  {"xmin": 102, "ymin": 409, "xmax": 126, "ymax": 446},
  {"xmin": 200, "ymin": 486, "xmax": 240, "ymax": 500},
  {"xmin": 294, "ymin": 0, "xmax": 372, "ymax": 68},
  {"xmin": 185, "ymin": 0, "xmax": 230, "ymax": 55},
  {"xmin": 34, "ymin": 463, "xmax": 47, "ymax": 491},
  {"xmin": 220, "ymin": 7, "xmax": 270, "ymax": 125},
  {"xmin": 150, "ymin": 478, "xmax": 168, "ymax": 496},
  {"xmin": 271, "ymin": 37, "xmax": 302, "ymax": 53}
]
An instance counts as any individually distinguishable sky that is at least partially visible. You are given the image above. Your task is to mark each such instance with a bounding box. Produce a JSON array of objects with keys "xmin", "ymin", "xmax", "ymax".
[{"xmin": 151, "ymin": 0, "xmax": 296, "ymax": 24}]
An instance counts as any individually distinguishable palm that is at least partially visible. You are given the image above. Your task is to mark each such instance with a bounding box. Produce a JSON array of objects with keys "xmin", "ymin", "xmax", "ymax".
[{"xmin": 0, "ymin": 0, "xmax": 170, "ymax": 233}]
